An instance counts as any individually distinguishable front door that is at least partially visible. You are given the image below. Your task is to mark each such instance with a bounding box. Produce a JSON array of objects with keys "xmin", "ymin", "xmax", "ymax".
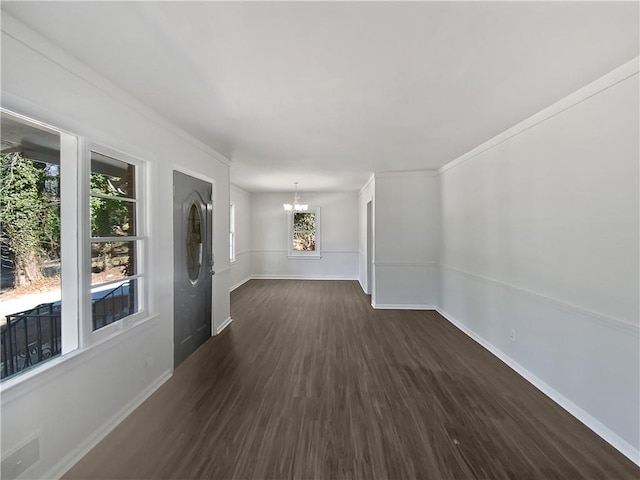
[{"xmin": 173, "ymin": 171, "xmax": 213, "ymax": 368}]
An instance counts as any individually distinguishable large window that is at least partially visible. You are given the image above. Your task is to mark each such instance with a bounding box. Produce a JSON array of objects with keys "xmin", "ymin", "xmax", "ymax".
[
  {"xmin": 287, "ymin": 207, "xmax": 321, "ymax": 259},
  {"xmin": 1, "ymin": 112, "xmax": 63, "ymax": 380},
  {"xmin": 0, "ymin": 109, "xmax": 147, "ymax": 382}
]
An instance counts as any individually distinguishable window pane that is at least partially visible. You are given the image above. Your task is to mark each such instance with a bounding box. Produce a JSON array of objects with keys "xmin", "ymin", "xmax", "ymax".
[
  {"xmin": 292, "ymin": 212, "xmax": 316, "ymax": 251},
  {"xmin": 91, "ymin": 152, "xmax": 135, "ymax": 198},
  {"xmin": 90, "ymin": 197, "xmax": 135, "ymax": 237},
  {"xmin": 186, "ymin": 204, "xmax": 202, "ymax": 282},
  {"xmin": 92, "ymin": 279, "xmax": 138, "ymax": 331},
  {"xmin": 1, "ymin": 113, "xmax": 62, "ymax": 381},
  {"xmin": 91, "ymin": 241, "xmax": 136, "ymax": 285}
]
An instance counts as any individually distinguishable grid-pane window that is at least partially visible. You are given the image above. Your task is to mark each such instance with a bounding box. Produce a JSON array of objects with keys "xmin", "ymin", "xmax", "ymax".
[
  {"xmin": 0, "ymin": 109, "xmax": 149, "ymax": 382},
  {"xmin": 287, "ymin": 207, "xmax": 321, "ymax": 259},
  {"xmin": 90, "ymin": 151, "xmax": 143, "ymax": 331}
]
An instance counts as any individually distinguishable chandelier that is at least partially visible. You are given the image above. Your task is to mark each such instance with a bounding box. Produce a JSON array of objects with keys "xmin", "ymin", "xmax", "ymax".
[{"xmin": 283, "ymin": 182, "xmax": 308, "ymax": 212}]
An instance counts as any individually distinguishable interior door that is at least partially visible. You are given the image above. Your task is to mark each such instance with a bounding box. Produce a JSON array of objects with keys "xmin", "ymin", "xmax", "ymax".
[{"xmin": 173, "ymin": 171, "xmax": 213, "ymax": 368}]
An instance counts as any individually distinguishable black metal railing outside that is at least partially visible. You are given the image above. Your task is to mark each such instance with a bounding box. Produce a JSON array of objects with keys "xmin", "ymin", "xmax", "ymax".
[
  {"xmin": 1, "ymin": 281, "xmax": 135, "ymax": 381},
  {"xmin": 1, "ymin": 303, "xmax": 61, "ymax": 380},
  {"xmin": 92, "ymin": 281, "xmax": 135, "ymax": 331}
]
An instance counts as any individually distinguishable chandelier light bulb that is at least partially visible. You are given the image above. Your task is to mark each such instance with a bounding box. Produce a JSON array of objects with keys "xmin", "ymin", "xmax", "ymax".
[{"xmin": 283, "ymin": 182, "xmax": 308, "ymax": 213}]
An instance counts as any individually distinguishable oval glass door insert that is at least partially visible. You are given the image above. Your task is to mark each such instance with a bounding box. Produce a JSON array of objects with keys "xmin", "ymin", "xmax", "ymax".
[{"xmin": 186, "ymin": 203, "xmax": 202, "ymax": 282}]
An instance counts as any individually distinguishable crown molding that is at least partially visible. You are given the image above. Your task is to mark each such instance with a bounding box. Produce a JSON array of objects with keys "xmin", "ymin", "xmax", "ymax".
[
  {"xmin": 1, "ymin": 12, "xmax": 231, "ymax": 167},
  {"xmin": 438, "ymin": 57, "xmax": 639, "ymax": 175},
  {"xmin": 358, "ymin": 173, "xmax": 376, "ymax": 194},
  {"xmin": 375, "ymin": 170, "xmax": 438, "ymax": 179}
]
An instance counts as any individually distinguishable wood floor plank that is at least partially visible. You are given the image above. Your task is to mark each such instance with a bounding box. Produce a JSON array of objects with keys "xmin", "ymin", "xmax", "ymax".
[{"xmin": 64, "ymin": 280, "xmax": 639, "ymax": 479}]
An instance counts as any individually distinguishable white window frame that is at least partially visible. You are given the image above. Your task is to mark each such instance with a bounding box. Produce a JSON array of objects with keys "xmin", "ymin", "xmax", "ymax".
[
  {"xmin": 287, "ymin": 206, "xmax": 321, "ymax": 259},
  {"xmin": 60, "ymin": 132, "xmax": 80, "ymax": 354},
  {"xmin": 83, "ymin": 142, "xmax": 148, "ymax": 344},
  {"xmin": 0, "ymin": 109, "xmax": 80, "ymax": 363},
  {"xmin": 0, "ymin": 109, "xmax": 151, "ymax": 386},
  {"xmin": 229, "ymin": 202, "xmax": 236, "ymax": 263}
]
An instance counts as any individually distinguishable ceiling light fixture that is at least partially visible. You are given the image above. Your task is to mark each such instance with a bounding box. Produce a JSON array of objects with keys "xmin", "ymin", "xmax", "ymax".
[{"xmin": 283, "ymin": 182, "xmax": 308, "ymax": 213}]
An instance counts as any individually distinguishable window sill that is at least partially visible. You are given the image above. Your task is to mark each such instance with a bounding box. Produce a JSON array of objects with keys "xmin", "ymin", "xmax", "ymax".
[{"xmin": 287, "ymin": 254, "xmax": 322, "ymax": 260}]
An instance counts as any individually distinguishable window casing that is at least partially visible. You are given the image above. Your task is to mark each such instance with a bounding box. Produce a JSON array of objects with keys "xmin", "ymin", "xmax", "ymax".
[{"xmin": 287, "ymin": 207, "xmax": 321, "ymax": 259}]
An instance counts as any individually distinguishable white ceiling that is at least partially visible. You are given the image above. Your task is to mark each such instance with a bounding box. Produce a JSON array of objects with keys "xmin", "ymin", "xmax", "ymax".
[{"xmin": 2, "ymin": 1, "xmax": 638, "ymax": 192}]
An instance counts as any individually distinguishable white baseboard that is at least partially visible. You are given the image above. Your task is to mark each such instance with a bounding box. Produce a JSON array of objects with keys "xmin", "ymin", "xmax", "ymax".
[
  {"xmin": 216, "ymin": 316, "xmax": 233, "ymax": 335},
  {"xmin": 372, "ymin": 303, "xmax": 437, "ymax": 310},
  {"xmin": 230, "ymin": 276, "xmax": 252, "ymax": 292},
  {"xmin": 250, "ymin": 274, "xmax": 358, "ymax": 281},
  {"xmin": 357, "ymin": 277, "xmax": 369, "ymax": 295},
  {"xmin": 45, "ymin": 370, "xmax": 172, "ymax": 479},
  {"xmin": 436, "ymin": 308, "xmax": 640, "ymax": 467}
]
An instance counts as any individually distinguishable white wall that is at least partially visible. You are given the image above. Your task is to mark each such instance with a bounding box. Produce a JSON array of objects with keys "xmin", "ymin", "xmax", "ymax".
[
  {"xmin": 229, "ymin": 184, "xmax": 252, "ymax": 290},
  {"xmin": 250, "ymin": 192, "xmax": 358, "ymax": 279},
  {"xmin": 1, "ymin": 14, "xmax": 231, "ymax": 479},
  {"xmin": 439, "ymin": 62, "xmax": 640, "ymax": 458},
  {"xmin": 373, "ymin": 172, "xmax": 440, "ymax": 308}
]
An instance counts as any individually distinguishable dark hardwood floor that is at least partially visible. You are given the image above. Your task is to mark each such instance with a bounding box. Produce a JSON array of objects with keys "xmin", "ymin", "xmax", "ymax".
[{"xmin": 64, "ymin": 280, "xmax": 639, "ymax": 479}]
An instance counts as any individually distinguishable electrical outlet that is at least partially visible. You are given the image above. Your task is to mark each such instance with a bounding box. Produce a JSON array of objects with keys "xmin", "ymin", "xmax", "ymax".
[
  {"xmin": 145, "ymin": 355, "xmax": 154, "ymax": 367},
  {"xmin": 510, "ymin": 329, "xmax": 516, "ymax": 341}
]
